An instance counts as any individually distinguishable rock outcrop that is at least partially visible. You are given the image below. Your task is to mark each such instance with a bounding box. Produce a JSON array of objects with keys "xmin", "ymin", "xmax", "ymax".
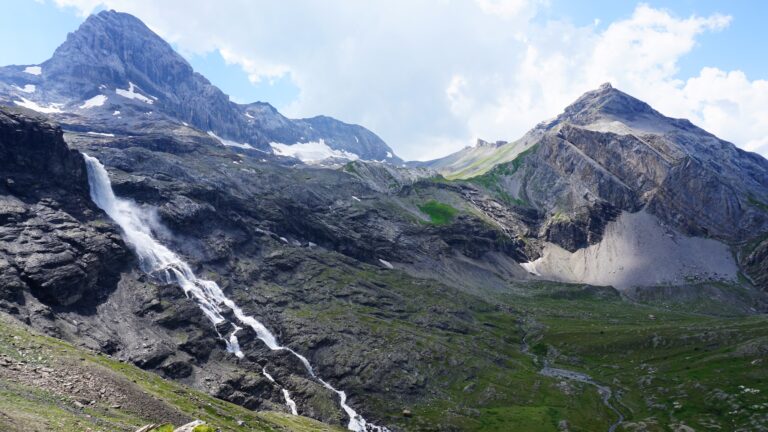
[{"xmin": 0, "ymin": 107, "xmax": 128, "ymax": 307}]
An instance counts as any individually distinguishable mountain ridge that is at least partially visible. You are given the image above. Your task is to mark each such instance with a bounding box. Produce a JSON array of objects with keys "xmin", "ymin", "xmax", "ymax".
[{"xmin": 422, "ymin": 82, "xmax": 768, "ymax": 180}]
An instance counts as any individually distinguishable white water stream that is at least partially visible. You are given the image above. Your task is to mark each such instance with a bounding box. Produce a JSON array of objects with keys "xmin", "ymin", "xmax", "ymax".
[{"xmin": 84, "ymin": 154, "xmax": 387, "ymax": 432}]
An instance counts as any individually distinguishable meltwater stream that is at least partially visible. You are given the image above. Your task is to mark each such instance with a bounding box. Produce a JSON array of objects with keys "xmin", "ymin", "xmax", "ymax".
[{"xmin": 84, "ymin": 154, "xmax": 387, "ymax": 432}]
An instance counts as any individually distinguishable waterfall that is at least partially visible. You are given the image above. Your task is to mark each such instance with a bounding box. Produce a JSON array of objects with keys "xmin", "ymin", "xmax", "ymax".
[
  {"xmin": 262, "ymin": 367, "xmax": 298, "ymax": 415},
  {"xmin": 83, "ymin": 154, "xmax": 387, "ymax": 432}
]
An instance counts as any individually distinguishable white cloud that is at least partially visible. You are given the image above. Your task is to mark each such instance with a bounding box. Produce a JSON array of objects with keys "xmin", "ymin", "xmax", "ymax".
[
  {"xmin": 51, "ymin": 0, "xmax": 103, "ymax": 16},
  {"xmin": 218, "ymin": 48, "xmax": 292, "ymax": 85},
  {"xmin": 681, "ymin": 68, "xmax": 768, "ymax": 155},
  {"xmin": 49, "ymin": 1, "xmax": 768, "ymax": 160},
  {"xmin": 474, "ymin": 0, "xmax": 544, "ymax": 19}
]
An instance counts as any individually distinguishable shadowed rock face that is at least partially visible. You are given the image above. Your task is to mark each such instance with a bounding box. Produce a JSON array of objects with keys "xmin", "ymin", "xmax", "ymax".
[
  {"xmin": 0, "ymin": 109, "xmax": 87, "ymax": 192},
  {"xmin": 0, "ymin": 10, "xmax": 400, "ymax": 163},
  {"xmin": 0, "ymin": 108, "xmax": 129, "ymax": 306}
]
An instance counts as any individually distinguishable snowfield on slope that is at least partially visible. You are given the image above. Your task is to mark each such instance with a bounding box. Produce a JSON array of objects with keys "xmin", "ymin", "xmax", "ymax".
[
  {"xmin": 23, "ymin": 66, "xmax": 41, "ymax": 75},
  {"xmin": 80, "ymin": 94, "xmax": 107, "ymax": 109},
  {"xmin": 271, "ymin": 139, "xmax": 359, "ymax": 163},
  {"xmin": 207, "ymin": 131, "xmax": 255, "ymax": 149},
  {"xmin": 13, "ymin": 98, "xmax": 63, "ymax": 114},
  {"xmin": 13, "ymin": 84, "xmax": 35, "ymax": 93},
  {"xmin": 116, "ymin": 82, "xmax": 156, "ymax": 104}
]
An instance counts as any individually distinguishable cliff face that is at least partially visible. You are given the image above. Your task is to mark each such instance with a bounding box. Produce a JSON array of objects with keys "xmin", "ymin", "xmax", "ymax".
[
  {"xmin": 0, "ymin": 109, "xmax": 87, "ymax": 193},
  {"xmin": 0, "ymin": 108, "xmax": 129, "ymax": 307}
]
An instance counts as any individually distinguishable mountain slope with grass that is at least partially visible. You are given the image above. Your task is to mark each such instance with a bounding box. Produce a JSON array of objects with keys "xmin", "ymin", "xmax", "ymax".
[{"xmin": 0, "ymin": 313, "xmax": 341, "ymax": 432}]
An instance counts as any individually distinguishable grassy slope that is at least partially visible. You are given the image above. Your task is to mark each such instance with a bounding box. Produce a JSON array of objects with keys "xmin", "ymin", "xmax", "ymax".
[
  {"xmin": 0, "ymin": 314, "xmax": 342, "ymax": 432},
  {"xmin": 443, "ymin": 142, "xmax": 527, "ymax": 180},
  {"xmin": 418, "ymin": 200, "xmax": 458, "ymax": 225},
  {"xmin": 464, "ymin": 144, "xmax": 539, "ymax": 207}
]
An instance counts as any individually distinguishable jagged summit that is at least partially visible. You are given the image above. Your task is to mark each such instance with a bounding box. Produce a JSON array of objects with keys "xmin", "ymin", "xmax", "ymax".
[
  {"xmin": 44, "ymin": 10, "xmax": 197, "ymax": 98},
  {"xmin": 552, "ymin": 83, "xmax": 663, "ymax": 129},
  {"xmin": 0, "ymin": 10, "xmax": 400, "ymax": 162}
]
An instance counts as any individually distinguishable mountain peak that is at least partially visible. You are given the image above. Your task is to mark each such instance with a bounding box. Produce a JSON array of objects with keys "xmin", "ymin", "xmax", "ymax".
[
  {"xmin": 554, "ymin": 83, "xmax": 661, "ymax": 128},
  {"xmin": 598, "ymin": 82, "xmax": 612, "ymax": 90},
  {"xmin": 43, "ymin": 9, "xmax": 194, "ymax": 97}
]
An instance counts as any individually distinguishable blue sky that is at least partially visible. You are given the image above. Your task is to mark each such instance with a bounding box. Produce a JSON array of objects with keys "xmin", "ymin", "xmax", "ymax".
[{"xmin": 2, "ymin": 0, "xmax": 767, "ymax": 159}]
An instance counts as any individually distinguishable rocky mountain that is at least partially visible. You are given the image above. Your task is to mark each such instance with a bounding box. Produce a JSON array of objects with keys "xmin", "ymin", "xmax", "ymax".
[
  {"xmin": 0, "ymin": 10, "xmax": 400, "ymax": 164},
  {"xmin": 1, "ymin": 10, "xmax": 768, "ymax": 432},
  {"xmin": 422, "ymin": 83, "xmax": 768, "ymax": 289}
]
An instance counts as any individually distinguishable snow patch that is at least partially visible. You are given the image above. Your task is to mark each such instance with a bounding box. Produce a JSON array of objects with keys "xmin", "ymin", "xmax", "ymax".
[
  {"xmin": 207, "ymin": 131, "xmax": 254, "ymax": 149},
  {"xmin": 112, "ymin": 110, "xmax": 121, "ymax": 116},
  {"xmin": 386, "ymin": 151, "xmax": 393, "ymax": 158},
  {"xmin": 520, "ymin": 261, "xmax": 540, "ymax": 276},
  {"xmin": 13, "ymin": 98, "xmax": 62, "ymax": 114},
  {"xmin": 80, "ymin": 94, "xmax": 107, "ymax": 109},
  {"xmin": 378, "ymin": 259, "xmax": 394, "ymax": 269},
  {"xmin": 116, "ymin": 82, "xmax": 155, "ymax": 104},
  {"xmin": 23, "ymin": 66, "xmax": 41, "ymax": 75},
  {"xmin": 244, "ymin": 112, "xmax": 255, "ymax": 119},
  {"xmin": 13, "ymin": 84, "xmax": 35, "ymax": 93},
  {"xmin": 352, "ymin": 196, "xmax": 361, "ymax": 202},
  {"xmin": 86, "ymin": 132, "xmax": 115, "ymax": 137},
  {"xmin": 270, "ymin": 139, "xmax": 360, "ymax": 163}
]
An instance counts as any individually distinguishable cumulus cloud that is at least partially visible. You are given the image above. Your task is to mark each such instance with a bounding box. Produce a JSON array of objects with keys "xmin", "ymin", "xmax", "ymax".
[{"xmin": 50, "ymin": 0, "xmax": 768, "ymax": 160}]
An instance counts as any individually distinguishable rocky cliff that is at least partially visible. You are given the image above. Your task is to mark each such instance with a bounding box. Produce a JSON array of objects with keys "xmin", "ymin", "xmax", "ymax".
[{"xmin": 0, "ymin": 107, "xmax": 128, "ymax": 307}]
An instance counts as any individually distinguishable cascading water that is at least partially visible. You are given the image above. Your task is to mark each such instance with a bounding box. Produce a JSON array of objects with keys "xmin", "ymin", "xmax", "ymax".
[
  {"xmin": 83, "ymin": 154, "xmax": 387, "ymax": 432},
  {"xmin": 262, "ymin": 367, "xmax": 298, "ymax": 415}
]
